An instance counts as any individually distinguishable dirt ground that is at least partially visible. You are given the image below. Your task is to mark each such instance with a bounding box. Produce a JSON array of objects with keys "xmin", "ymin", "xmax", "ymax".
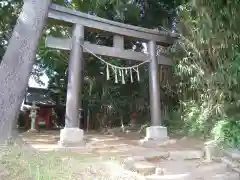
[{"xmin": 0, "ymin": 129, "xmax": 205, "ymax": 180}]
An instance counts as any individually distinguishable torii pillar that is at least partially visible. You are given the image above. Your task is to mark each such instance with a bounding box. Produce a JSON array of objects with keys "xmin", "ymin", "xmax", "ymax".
[
  {"xmin": 145, "ymin": 40, "xmax": 168, "ymax": 140},
  {"xmin": 58, "ymin": 24, "xmax": 85, "ymax": 147}
]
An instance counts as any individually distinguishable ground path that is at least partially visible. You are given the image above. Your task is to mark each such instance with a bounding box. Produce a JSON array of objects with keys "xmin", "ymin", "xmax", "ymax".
[{"xmin": 0, "ymin": 130, "xmax": 239, "ymax": 179}]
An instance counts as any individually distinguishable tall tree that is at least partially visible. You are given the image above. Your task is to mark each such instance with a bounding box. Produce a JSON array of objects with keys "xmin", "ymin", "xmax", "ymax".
[{"xmin": 0, "ymin": 0, "xmax": 52, "ymax": 143}]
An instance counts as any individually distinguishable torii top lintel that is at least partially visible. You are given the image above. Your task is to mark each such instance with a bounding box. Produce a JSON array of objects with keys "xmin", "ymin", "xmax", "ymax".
[{"xmin": 48, "ymin": 4, "xmax": 178, "ymax": 46}]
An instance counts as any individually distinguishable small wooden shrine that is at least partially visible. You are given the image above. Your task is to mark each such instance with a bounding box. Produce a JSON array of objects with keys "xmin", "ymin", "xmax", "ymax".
[{"xmin": 23, "ymin": 87, "xmax": 56, "ymax": 130}]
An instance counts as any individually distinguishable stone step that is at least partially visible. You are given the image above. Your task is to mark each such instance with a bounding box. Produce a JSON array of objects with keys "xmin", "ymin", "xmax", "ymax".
[
  {"xmin": 222, "ymin": 150, "xmax": 240, "ymax": 174},
  {"xmin": 140, "ymin": 139, "xmax": 204, "ymax": 161},
  {"xmin": 153, "ymin": 160, "xmax": 227, "ymax": 176},
  {"xmin": 145, "ymin": 162, "xmax": 236, "ymax": 180},
  {"xmin": 138, "ymin": 151, "xmax": 169, "ymax": 160},
  {"xmin": 221, "ymin": 156, "xmax": 240, "ymax": 174},
  {"xmin": 139, "ymin": 139, "xmax": 177, "ymax": 148},
  {"xmin": 221, "ymin": 156, "xmax": 239, "ymax": 168},
  {"xmin": 143, "ymin": 149, "xmax": 203, "ymax": 161},
  {"xmin": 168, "ymin": 150, "xmax": 203, "ymax": 160},
  {"xmin": 224, "ymin": 150, "xmax": 240, "ymax": 161},
  {"xmin": 145, "ymin": 174, "xmax": 188, "ymax": 180},
  {"xmin": 131, "ymin": 161, "xmax": 156, "ymax": 175},
  {"xmin": 123, "ymin": 157, "xmax": 157, "ymax": 175},
  {"xmin": 154, "ymin": 160, "xmax": 197, "ymax": 176},
  {"xmin": 124, "ymin": 156, "xmax": 228, "ymax": 177},
  {"xmin": 210, "ymin": 172, "xmax": 240, "ymax": 180},
  {"xmin": 193, "ymin": 162, "xmax": 228, "ymax": 175},
  {"xmin": 125, "ymin": 149, "xmax": 203, "ymax": 162},
  {"xmin": 145, "ymin": 172, "xmax": 239, "ymax": 180}
]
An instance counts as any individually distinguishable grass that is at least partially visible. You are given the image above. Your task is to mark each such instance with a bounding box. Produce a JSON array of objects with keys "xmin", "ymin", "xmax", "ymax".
[
  {"xmin": 0, "ymin": 130, "xmax": 143, "ymax": 180},
  {"xmin": 0, "ymin": 144, "xmax": 104, "ymax": 180}
]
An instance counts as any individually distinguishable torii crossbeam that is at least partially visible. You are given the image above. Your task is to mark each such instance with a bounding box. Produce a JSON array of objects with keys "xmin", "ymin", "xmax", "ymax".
[{"xmin": 0, "ymin": 0, "xmax": 177, "ymax": 145}]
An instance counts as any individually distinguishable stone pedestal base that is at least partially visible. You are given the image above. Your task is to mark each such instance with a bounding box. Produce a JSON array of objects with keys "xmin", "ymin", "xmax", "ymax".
[
  {"xmin": 139, "ymin": 126, "xmax": 171, "ymax": 147},
  {"xmin": 145, "ymin": 126, "xmax": 168, "ymax": 140},
  {"xmin": 58, "ymin": 128, "xmax": 85, "ymax": 147},
  {"xmin": 28, "ymin": 129, "xmax": 38, "ymax": 133},
  {"xmin": 204, "ymin": 140, "xmax": 221, "ymax": 162}
]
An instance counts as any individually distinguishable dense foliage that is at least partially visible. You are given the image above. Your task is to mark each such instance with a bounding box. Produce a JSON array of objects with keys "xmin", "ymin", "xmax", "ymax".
[
  {"xmin": 0, "ymin": 0, "xmax": 22, "ymax": 60},
  {"xmin": 172, "ymin": 0, "xmax": 240, "ymax": 148}
]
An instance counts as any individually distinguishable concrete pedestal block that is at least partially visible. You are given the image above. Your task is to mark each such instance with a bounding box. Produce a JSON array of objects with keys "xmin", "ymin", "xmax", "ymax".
[
  {"xmin": 58, "ymin": 128, "xmax": 85, "ymax": 147},
  {"xmin": 139, "ymin": 126, "xmax": 170, "ymax": 147},
  {"xmin": 145, "ymin": 126, "xmax": 168, "ymax": 140},
  {"xmin": 28, "ymin": 129, "xmax": 38, "ymax": 133}
]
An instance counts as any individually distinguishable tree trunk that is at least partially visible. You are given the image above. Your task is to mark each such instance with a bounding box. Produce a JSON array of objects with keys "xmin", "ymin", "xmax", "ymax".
[{"xmin": 0, "ymin": 0, "xmax": 52, "ymax": 144}]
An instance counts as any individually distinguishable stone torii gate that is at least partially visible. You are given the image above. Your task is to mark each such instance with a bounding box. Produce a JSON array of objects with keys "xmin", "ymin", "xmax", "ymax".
[
  {"xmin": 45, "ymin": 4, "xmax": 177, "ymax": 146},
  {"xmin": 0, "ymin": 0, "xmax": 177, "ymax": 145}
]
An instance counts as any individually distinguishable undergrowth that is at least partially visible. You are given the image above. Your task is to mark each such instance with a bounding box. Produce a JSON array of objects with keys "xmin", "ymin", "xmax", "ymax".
[{"xmin": 166, "ymin": 0, "xmax": 240, "ymax": 150}]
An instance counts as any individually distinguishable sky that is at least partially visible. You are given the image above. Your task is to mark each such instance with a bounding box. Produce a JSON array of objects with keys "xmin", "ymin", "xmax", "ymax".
[{"xmin": 28, "ymin": 73, "xmax": 49, "ymax": 89}]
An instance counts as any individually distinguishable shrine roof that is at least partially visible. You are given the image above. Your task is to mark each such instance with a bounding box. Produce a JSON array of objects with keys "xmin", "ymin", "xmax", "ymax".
[{"xmin": 24, "ymin": 87, "xmax": 56, "ymax": 107}]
